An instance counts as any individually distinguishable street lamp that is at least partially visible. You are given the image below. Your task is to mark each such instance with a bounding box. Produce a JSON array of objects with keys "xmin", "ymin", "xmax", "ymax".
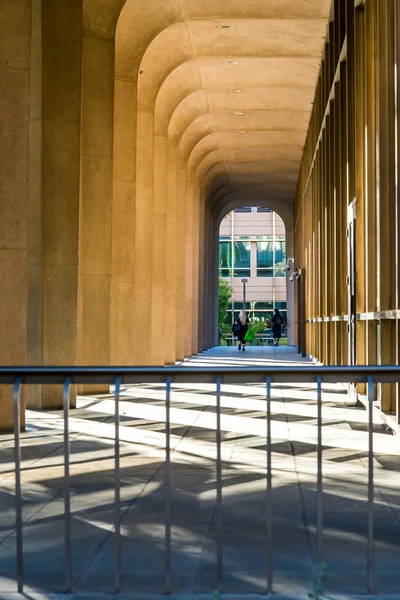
[{"xmin": 241, "ymin": 278, "xmax": 248, "ymax": 309}]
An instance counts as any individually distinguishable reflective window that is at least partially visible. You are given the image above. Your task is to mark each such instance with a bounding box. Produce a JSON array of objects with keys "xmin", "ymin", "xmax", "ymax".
[
  {"xmin": 233, "ymin": 302, "xmax": 251, "ymax": 311},
  {"xmin": 274, "ymin": 241, "xmax": 286, "ymax": 277},
  {"xmin": 219, "ymin": 241, "xmax": 232, "ymax": 277},
  {"xmin": 257, "ymin": 241, "xmax": 274, "ymax": 277},
  {"xmin": 234, "ymin": 241, "xmax": 251, "ymax": 277},
  {"xmin": 257, "ymin": 241, "xmax": 286, "ymax": 277}
]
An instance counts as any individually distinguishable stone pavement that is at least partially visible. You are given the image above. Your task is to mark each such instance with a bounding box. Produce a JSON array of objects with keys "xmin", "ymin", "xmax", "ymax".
[{"xmin": 1, "ymin": 346, "xmax": 400, "ymax": 599}]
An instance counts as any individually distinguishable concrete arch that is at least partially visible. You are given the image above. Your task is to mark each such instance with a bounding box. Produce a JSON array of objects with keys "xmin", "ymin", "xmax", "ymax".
[
  {"xmin": 1, "ymin": 0, "xmax": 339, "ymax": 430},
  {"xmin": 110, "ymin": 0, "xmax": 331, "ymax": 366}
]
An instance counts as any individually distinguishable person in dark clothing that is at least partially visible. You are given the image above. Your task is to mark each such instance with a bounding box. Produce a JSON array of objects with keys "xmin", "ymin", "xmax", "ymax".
[
  {"xmin": 232, "ymin": 310, "xmax": 250, "ymax": 351},
  {"xmin": 271, "ymin": 308, "xmax": 283, "ymax": 346}
]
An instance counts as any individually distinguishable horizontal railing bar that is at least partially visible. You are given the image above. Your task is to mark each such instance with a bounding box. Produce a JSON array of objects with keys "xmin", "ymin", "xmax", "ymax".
[{"xmin": 0, "ymin": 365, "xmax": 399, "ymax": 385}]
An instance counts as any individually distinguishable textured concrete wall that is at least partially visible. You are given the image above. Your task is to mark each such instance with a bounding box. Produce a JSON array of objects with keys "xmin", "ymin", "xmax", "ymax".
[
  {"xmin": 0, "ymin": 0, "xmax": 31, "ymax": 429},
  {"xmin": 0, "ymin": 0, "xmax": 331, "ymax": 428}
]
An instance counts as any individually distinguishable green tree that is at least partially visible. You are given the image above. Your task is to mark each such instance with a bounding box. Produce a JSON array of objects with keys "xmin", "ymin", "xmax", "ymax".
[{"xmin": 218, "ymin": 277, "xmax": 232, "ymax": 328}]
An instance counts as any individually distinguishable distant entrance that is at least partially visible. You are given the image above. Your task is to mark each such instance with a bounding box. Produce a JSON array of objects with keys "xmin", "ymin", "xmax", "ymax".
[{"xmin": 218, "ymin": 206, "xmax": 287, "ymax": 346}]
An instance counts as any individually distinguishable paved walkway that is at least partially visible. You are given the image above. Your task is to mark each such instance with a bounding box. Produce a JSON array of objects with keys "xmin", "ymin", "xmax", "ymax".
[{"xmin": 1, "ymin": 346, "xmax": 400, "ymax": 598}]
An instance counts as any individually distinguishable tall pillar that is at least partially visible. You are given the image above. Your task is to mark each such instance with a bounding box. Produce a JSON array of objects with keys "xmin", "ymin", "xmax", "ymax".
[
  {"xmin": 133, "ymin": 110, "xmax": 155, "ymax": 366},
  {"xmin": 0, "ymin": 0, "xmax": 31, "ymax": 429},
  {"xmin": 111, "ymin": 77, "xmax": 137, "ymax": 365},
  {"xmin": 197, "ymin": 194, "xmax": 206, "ymax": 350},
  {"xmin": 164, "ymin": 149, "xmax": 178, "ymax": 363},
  {"xmin": 41, "ymin": 0, "xmax": 82, "ymax": 408},
  {"xmin": 175, "ymin": 167, "xmax": 187, "ymax": 361},
  {"xmin": 286, "ymin": 230, "xmax": 295, "ymax": 345},
  {"xmin": 184, "ymin": 178, "xmax": 195, "ymax": 357},
  {"xmin": 78, "ymin": 32, "xmax": 114, "ymax": 390},
  {"xmin": 192, "ymin": 188, "xmax": 201, "ymax": 354},
  {"xmin": 27, "ymin": 0, "xmax": 43, "ymax": 408},
  {"xmin": 150, "ymin": 134, "xmax": 167, "ymax": 365}
]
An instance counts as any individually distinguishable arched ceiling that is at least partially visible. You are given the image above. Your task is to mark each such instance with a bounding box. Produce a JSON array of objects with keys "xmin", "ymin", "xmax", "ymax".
[{"xmin": 112, "ymin": 0, "xmax": 332, "ymax": 218}]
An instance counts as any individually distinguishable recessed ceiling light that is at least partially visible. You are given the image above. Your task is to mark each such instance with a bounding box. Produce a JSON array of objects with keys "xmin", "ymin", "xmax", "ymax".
[
  {"xmin": 224, "ymin": 60, "xmax": 239, "ymax": 65},
  {"xmin": 218, "ymin": 25, "xmax": 234, "ymax": 29},
  {"xmin": 229, "ymin": 89, "xmax": 242, "ymax": 93},
  {"xmin": 232, "ymin": 111, "xmax": 245, "ymax": 115}
]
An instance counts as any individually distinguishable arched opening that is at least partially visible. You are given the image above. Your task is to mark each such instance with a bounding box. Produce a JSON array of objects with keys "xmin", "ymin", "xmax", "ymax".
[
  {"xmin": 218, "ymin": 206, "xmax": 289, "ymax": 347},
  {"xmin": 105, "ymin": 1, "xmax": 327, "ymax": 367}
]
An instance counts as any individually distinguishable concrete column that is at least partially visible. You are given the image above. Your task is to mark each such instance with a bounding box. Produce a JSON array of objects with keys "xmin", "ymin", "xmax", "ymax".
[
  {"xmin": 27, "ymin": 0, "xmax": 43, "ymax": 408},
  {"xmin": 211, "ymin": 220, "xmax": 220, "ymax": 346},
  {"xmin": 192, "ymin": 187, "xmax": 201, "ymax": 354},
  {"xmin": 377, "ymin": 0, "xmax": 396, "ymax": 410},
  {"xmin": 150, "ymin": 135, "xmax": 167, "ymax": 365},
  {"xmin": 133, "ymin": 110, "xmax": 154, "ymax": 365},
  {"xmin": 340, "ymin": 62, "xmax": 348, "ymax": 365},
  {"xmin": 286, "ymin": 230, "xmax": 295, "ymax": 345},
  {"xmin": 354, "ymin": 5, "xmax": 366, "ymax": 388},
  {"xmin": 0, "ymin": 0, "xmax": 31, "ymax": 429},
  {"xmin": 111, "ymin": 78, "xmax": 136, "ymax": 365},
  {"xmin": 41, "ymin": 0, "xmax": 82, "ymax": 408},
  {"xmin": 184, "ymin": 178, "xmax": 194, "ymax": 357},
  {"xmin": 164, "ymin": 150, "xmax": 178, "ymax": 363},
  {"xmin": 365, "ymin": 0, "xmax": 377, "ymax": 369},
  {"xmin": 202, "ymin": 202, "xmax": 212, "ymax": 349},
  {"xmin": 197, "ymin": 194, "xmax": 206, "ymax": 351},
  {"xmin": 175, "ymin": 167, "xmax": 187, "ymax": 361},
  {"xmin": 78, "ymin": 33, "xmax": 114, "ymax": 391}
]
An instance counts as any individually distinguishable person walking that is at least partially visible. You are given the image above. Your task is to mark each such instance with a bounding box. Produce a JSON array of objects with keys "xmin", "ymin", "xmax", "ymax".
[
  {"xmin": 232, "ymin": 310, "xmax": 250, "ymax": 351},
  {"xmin": 271, "ymin": 308, "xmax": 283, "ymax": 346}
]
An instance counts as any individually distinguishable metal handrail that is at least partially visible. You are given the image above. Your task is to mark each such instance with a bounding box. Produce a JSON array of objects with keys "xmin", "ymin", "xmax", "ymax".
[
  {"xmin": 1, "ymin": 364, "xmax": 400, "ymax": 383},
  {"xmin": 5, "ymin": 365, "xmax": 399, "ymax": 595}
]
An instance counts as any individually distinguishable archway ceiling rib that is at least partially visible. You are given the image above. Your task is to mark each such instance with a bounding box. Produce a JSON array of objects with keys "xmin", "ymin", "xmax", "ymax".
[
  {"xmin": 186, "ymin": 130, "xmax": 306, "ymax": 172},
  {"xmin": 116, "ymin": 0, "xmax": 332, "ymax": 79},
  {"xmin": 178, "ymin": 111, "xmax": 309, "ymax": 166},
  {"xmin": 154, "ymin": 58, "xmax": 319, "ymax": 133},
  {"xmin": 139, "ymin": 19, "xmax": 326, "ymax": 109},
  {"xmin": 116, "ymin": 0, "xmax": 331, "ymax": 205},
  {"xmin": 213, "ymin": 193, "xmax": 294, "ymax": 229}
]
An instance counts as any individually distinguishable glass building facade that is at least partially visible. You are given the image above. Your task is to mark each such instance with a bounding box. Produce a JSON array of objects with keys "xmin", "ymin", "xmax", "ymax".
[{"xmin": 219, "ymin": 208, "xmax": 287, "ymax": 326}]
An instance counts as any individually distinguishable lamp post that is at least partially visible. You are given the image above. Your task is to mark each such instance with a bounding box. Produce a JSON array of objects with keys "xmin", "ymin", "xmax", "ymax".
[{"xmin": 241, "ymin": 278, "xmax": 248, "ymax": 310}]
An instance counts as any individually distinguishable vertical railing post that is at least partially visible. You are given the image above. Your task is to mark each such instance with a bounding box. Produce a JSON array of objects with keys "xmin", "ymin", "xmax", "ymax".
[
  {"xmin": 165, "ymin": 377, "xmax": 172, "ymax": 594},
  {"xmin": 13, "ymin": 378, "xmax": 23, "ymax": 593},
  {"xmin": 63, "ymin": 378, "xmax": 72, "ymax": 593},
  {"xmin": 266, "ymin": 376, "xmax": 273, "ymax": 594},
  {"xmin": 114, "ymin": 377, "xmax": 122, "ymax": 593},
  {"xmin": 216, "ymin": 376, "xmax": 223, "ymax": 591},
  {"xmin": 316, "ymin": 376, "xmax": 323, "ymax": 564},
  {"xmin": 367, "ymin": 376, "xmax": 374, "ymax": 594}
]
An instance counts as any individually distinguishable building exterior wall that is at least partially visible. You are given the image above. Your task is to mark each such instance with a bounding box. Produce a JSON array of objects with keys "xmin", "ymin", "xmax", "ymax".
[
  {"xmin": 219, "ymin": 208, "xmax": 287, "ymax": 327},
  {"xmin": 294, "ymin": 0, "xmax": 400, "ymax": 424}
]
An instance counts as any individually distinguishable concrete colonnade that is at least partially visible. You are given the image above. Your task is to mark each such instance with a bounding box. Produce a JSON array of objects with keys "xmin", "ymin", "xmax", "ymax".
[{"xmin": 0, "ymin": 0, "xmax": 331, "ymax": 430}]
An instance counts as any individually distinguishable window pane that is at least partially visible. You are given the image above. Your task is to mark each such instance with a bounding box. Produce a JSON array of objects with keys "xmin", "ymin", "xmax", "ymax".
[
  {"xmin": 235, "ymin": 207, "xmax": 251, "ymax": 213},
  {"xmin": 219, "ymin": 241, "xmax": 232, "ymax": 276},
  {"xmin": 234, "ymin": 241, "xmax": 251, "ymax": 277},
  {"xmin": 233, "ymin": 302, "xmax": 251, "ymax": 310},
  {"xmin": 257, "ymin": 241, "xmax": 273, "ymax": 277},
  {"xmin": 257, "ymin": 207, "xmax": 272, "ymax": 212},
  {"xmin": 274, "ymin": 241, "xmax": 286, "ymax": 276},
  {"xmin": 255, "ymin": 302, "xmax": 273, "ymax": 310},
  {"xmin": 275, "ymin": 302, "xmax": 287, "ymax": 309},
  {"xmin": 257, "ymin": 267, "xmax": 273, "ymax": 278}
]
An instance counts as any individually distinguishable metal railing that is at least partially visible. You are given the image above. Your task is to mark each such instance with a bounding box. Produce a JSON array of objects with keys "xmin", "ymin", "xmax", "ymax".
[
  {"xmin": 2, "ymin": 365, "xmax": 400, "ymax": 596},
  {"xmin": 221, "ymin": 332, "xmax": 287, "ymax": 346}
]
